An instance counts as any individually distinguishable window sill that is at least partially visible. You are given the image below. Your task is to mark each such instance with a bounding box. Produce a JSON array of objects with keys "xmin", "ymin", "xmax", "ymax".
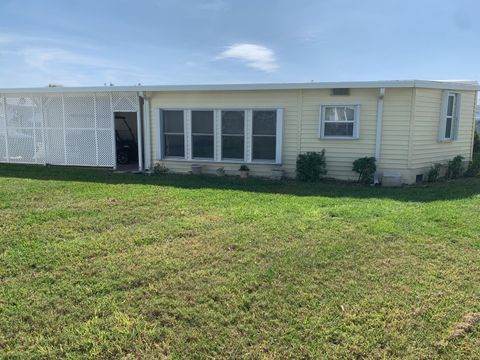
[
  {"xmin": 158, "ymin": 158, "xmax": 280, "ymax": 165},
  {"xmin": 319, "ymin": 136, "xmax": 359, "ymax": 140}
]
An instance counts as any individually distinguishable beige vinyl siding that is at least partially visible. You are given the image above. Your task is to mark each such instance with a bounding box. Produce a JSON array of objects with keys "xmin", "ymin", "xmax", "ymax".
[
  {"xmin": 299, "ymin": 88, "xmax": 377, "ymax": 180},
  {"xmin": 148, "ymin": 90, "xmax": 300, "ymax": 177},
  {"xmin": 148, "ymin": 88, "xmax": 383, "ymax": 180},
  {"xmin": 380, "ymin": 88, "xmax": 413, "ymax": 170},
  {"xmin": 146, "ymin": 87, "xmax": 476, "ymax": 183},
  {"xmin": 411, "ymin": 88, "xmax": 476, "ymax": 169},
  {"xmin": 150, "ymin": 160, "xmax": 279, "ymax": 178}
]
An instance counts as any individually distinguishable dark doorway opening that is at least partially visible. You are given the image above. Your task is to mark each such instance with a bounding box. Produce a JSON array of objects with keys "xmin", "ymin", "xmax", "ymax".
[{"xmin": 114, "ymin": 112, "xmax": 138, "ymax": 171}]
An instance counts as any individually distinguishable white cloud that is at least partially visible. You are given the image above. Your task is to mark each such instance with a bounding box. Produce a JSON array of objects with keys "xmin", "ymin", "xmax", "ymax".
[
  {"xmin": 218, "ymin": 43, "xmax": 279, "ymax": 72},
  {"xmin": 20, "ymin": 47, "xmax": 112, "ymax": 71},
  {"xmin": 0, "ymin": 34, "xmax": 13, "ymax": 44},
  {"xmin": 199, "ymin": 0, "xmax": 226, "ymax": 11},
  {"xmin": 0, "ymin": 32, "xmax": 164, "ymax": 86}
]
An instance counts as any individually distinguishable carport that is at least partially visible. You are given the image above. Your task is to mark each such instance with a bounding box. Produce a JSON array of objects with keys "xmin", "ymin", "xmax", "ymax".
[{"xmin": 0, "ymin": 88, "xmax": 144, "ymax": 171}]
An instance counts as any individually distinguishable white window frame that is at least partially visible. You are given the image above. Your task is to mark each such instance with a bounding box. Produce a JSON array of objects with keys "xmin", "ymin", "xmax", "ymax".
[
  {"xmin": 319, "ymin": 104, "xmax": 360, "ymax": 139},
  {"xmin": 157, "ymin": 109, "xmax": 187, "ymax": 160},
  {"xmin": 251, "ymin": 108, "xmax": 283, "ymax": 164},
  {"xmin": 439, "ymin": 91, "xmax": 461, "ymax": 142},
  {"xmin": 220, "ymin": 109, "xmax": 247, "ymax": 162},
  {"xmin": 191, "ymin": 109, "xmax": 215, "ymax": 160},
  {"xmin": 156, "ymin": 107, "xmax": 283, "ymax": 164}
]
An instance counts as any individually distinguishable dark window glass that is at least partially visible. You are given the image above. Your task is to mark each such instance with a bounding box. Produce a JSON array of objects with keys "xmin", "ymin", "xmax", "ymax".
[
  {"xmin": 221, "ymin": 111, "xmax": 244, "ymax": 160},
  {"xmin": 164, "ymin": 135, "xmax": 184, "ymax": 157},
  {"xmin": 192, "ymin": 135, "xmax": 214, "ymax": 158},
  {"xmin": 324, "ymin": 106, "xmax": 355, "ymax": 121},
  {"xmin": 252, "ymin": 110, "xmax": 277, "ymax": 161},
  {"xmin": 163, "ymin": 110, "xmax": 184, "ymax": 133},
  {"xmin": 447, "ymin": 95, "xmax": 455, "ymax": 117},
  {"xmin": 324, "ymin": 123, "xmax": 354, "ymax": 137},
  {"xmin": 163, "ymin": 110, "xmax": 184, "ymax": 157},
  {"xmin": 191, "ymin": 110, "xmax": 214, "ymax": 158},
  {"xmin": 253, "ymin": 111, "xmax": 276, "ymax": 135},
  {"xmin": 252, "ymin": 136, "xmax": 276, "ymax": 161},
  {"xmin": 445, "ymin": 118, "xmax": 452, "ymax": 139},
  {"xmin": 222, "ymin": 136, "xmax": 244, "ymax": 159},
  {"xmin": 192, "ymin": 111, "xmax": 214, "ymax": 133},
  {"xmin": 222, "ymin": 111, "xmax": 244, "ymax": 134}
]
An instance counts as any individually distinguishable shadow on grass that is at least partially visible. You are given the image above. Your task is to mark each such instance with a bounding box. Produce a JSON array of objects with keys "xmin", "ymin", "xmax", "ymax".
[{"xmin": 1, "ymin": 163, "xmax": 479, "ymax": 203}]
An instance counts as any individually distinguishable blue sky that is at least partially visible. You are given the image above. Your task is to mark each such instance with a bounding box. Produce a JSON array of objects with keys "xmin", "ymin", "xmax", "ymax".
[{"xmin": 0, "ymin": 0, "xmax": 479, "ymax": 87}]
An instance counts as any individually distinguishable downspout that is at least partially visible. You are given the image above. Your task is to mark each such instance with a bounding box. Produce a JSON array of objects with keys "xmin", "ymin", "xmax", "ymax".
[
  {"xmin": 374, "ymin": 88, "xmax": 385, "ymax": 183},
  {"xmin": 142, "ymin": 93, "xmax": 152, "ymax": 172},
  {"xmin": 136, "ymin": 92, "xmax": 144, "ymax": 172},
  {"xmin": 470, "ymin": 90, "xmax": 478, "ymax": 160}
]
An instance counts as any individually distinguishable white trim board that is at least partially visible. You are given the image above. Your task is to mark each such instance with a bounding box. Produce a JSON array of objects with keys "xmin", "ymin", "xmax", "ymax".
[{"xmin": 0, "ymin": 80, "xmax": 478, "ymax": 94}]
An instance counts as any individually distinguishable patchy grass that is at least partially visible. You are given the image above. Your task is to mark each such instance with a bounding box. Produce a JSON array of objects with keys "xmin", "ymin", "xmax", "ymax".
[{"xmin": 0, "ymin": 164, "xmax": 479, "ymax": 359}]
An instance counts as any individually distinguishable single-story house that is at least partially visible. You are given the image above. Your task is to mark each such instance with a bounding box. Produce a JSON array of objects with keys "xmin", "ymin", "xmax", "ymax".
[{"xmin": 0, "ymin": 80, "xmax": 478, "ymax": 183}]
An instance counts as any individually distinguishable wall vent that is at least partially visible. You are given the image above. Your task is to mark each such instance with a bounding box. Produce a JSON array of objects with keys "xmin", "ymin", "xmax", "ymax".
[{"xmin": 331, "ymin": 88, "xmax": 350, "ymax": 96}]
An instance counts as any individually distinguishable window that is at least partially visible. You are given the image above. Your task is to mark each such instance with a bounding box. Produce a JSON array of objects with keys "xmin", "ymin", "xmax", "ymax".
[
  {"xmin": 440, "ymin": 92, "xmax": 460, "ymax": 141},
  {"xmin": 163, "ymin": 110, "xmax": 184, "ymax": 157},
  {"xmin": 252, "ymin": 110, "xmax": 277, "ymax": 161},
  {"xmin": 158, "ymin": 107, "xmax": 283, "ymax": 164},
  {"xmin": 320, "ymin": 105, "xmax": 359, "ymax": 139},
  {"xmin": 221, "ymin": 110, "xmax": 244, "ymax": 160},
  {"xmin": 191, "ymin": 110, "xmax": 214, "ymax": 159}
]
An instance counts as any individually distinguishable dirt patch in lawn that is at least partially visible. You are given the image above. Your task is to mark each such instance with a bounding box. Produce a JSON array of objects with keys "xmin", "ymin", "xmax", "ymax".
[{"xmin": 449, "ymin": 313, "xmax": 480, "ymax": 340}]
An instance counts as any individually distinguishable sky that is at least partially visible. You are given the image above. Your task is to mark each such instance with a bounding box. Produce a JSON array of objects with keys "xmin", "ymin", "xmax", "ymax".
[{"xmin": 0, "ymin": 0, "xmax": 479, "ymax": 88}]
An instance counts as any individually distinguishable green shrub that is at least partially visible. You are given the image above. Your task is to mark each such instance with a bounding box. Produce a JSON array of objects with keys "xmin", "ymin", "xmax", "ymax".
[
  {"xmin": 465, "ymin": 154, "xmax": 480, "ymax": 177},
  {"xmin": 153, "ymin": 163, "xmax": 169, "ymax": 175},
  {"xmin": 239, "ymin": 165, "xmax": 250, "ymax": 171},
  {"xmin": 296, "ymin": 150, "xmax": 327, "ymax": 182},
  {"xmin": 473, "ymin": 131, "xmax": 480, "ymax": 154},
  {"xmin": 352, "ymin": 157, "xmax": 376, "ymax": 184},
  {"xmin": 427, "ymin": 163, "xmax": 442, "ymax": 182},
  {"xmin": 446, "ymin": 155, "xmax": 464, "ymax": 179}
]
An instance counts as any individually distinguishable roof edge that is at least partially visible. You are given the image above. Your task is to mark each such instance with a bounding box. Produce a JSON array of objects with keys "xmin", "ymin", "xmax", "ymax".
[{"xmin": 0, "ymin": 80, "xmax": 478, "ymax": 94}]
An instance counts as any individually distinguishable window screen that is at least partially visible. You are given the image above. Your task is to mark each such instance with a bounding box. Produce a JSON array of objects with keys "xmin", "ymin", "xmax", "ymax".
[
  {"xmin": 191, "ymin": 110, "xmax": 214, "ymax": 158},
  {"xmin": 252, "ymin": 110, "xmax": 276, "ymax": 161},
  {"xmin": 163, "ymin": 110, "xmax": 184, "ymax": 157},
  {"xmin": 221, "ymin": 110, "xmax": 244, "ymax": 160},
  {"xmin": 322, "ymin": 105, "xmax": 357, "ymax": 138},
  {"xmin": 444, "ymin": 94, "xmax": 456, "ymax": 140}
]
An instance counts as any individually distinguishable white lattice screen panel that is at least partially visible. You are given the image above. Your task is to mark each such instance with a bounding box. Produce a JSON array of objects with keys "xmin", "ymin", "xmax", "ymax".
[
  {"xmin": 0, "ymin": 132, "xmax": 6, "ymax": 162},
  {"xmin": 0, "ymin": 91, "xmax": 138, "ymax": 167},
  {"xmin": 4, "ymin": 96, "xmax": 39, "ymax": 164},
  {"xmin": 0, "ymin": 96, "xmax": 6, "ymax": 162},
  {"xmin": 43, "ymin": 96, "xmax": 65, "ymax": 165},
  {"xmin": 112, "ymin": 92, "xmax": 138, "ymax": 112},
  {"xmin": 97, "ymin": 130, "xmax": 114, "ymax": 166},
  {"xmin": 44, "ymin": 128, "xmax": 65, "ymax": 165},
  {"xmin": 66, "ymin": 129, "xmax": 97, "ymax": 166}
]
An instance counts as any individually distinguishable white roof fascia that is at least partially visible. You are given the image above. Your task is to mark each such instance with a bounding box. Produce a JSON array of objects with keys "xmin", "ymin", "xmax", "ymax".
[{"xmin": 0, "ymin": 80, "xmax": 478, "ymax": 94}]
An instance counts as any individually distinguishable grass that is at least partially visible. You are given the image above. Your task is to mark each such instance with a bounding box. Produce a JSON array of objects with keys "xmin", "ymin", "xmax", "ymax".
[{"xmin": 0, "ymin": 164, "xmax": 479, "ymax": 359}]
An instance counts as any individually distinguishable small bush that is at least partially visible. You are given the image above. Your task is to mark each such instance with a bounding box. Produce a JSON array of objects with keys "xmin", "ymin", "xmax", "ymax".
[
  {"xmin": 465, "ymin": 155, "xmax": 480, "ymax": 177},
  {"xmin": 296, "ymin": 150, "xmax": 327, "ymax": 182},
  {"xmin": 352, "ymin": 157, "xmax": 376, "ymax": 184},
  {"xmin": 153, "ymin": 163, "xmax": 169, "ymax": 175},
  {"xmin": 427, "ymin": 163, "xmax": 442, "ymax": 182},
  {"xmin": 446, "ymin": 155, "xmax": 464, "ymax": 179},
  {"xmin": 239, "ymin": 165, "xmax": 249, "ymax": 172},
  {"xmin": 473, "ymin": 132, "xmax": 480, "ymax": 154}
]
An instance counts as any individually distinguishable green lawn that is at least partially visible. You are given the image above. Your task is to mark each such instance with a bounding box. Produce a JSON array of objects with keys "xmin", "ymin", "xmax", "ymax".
[{"xmin": 0, "ymin": 164, "xmax": 479, "ymax": 359}]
